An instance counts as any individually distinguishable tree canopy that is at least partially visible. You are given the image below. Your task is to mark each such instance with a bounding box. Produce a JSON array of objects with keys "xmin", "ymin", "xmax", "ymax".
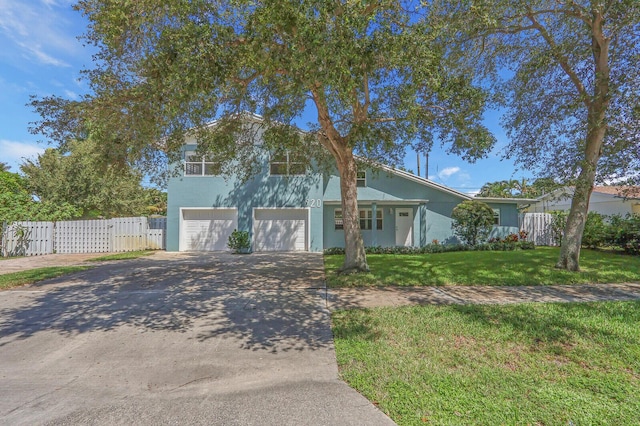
[
  {"xmin": 20, "ymin": 139, "xmax": 162, "ymax": 218},
  {"xmin": 32, "ymin": 0, "xmax": 496, "ymax": 273},
  {"xmin": 0, "ymin": 171, "xmax": 80, "ymax": 223},
  {"xmin": 477, "ymin": 177, "xmax": 562, "ymax": 199},
  {"xmin": 433, "ymin": 0, "xmax": 640, "ymax": 270}
]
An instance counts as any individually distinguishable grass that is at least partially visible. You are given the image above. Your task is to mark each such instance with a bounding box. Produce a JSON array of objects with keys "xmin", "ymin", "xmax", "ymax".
[
  {"xmin": 325, "ymin": 247, "xmax": 640, "ymax": 287},
  {"xmin": 332, "ymin": 301, "xmax": 640, "ymax": 425},
  {"xmin": 0, "ymin": 266, "xmax": 91, "ymax": 290},
  {"xmin": 87, "ymin": 250, "xmax": 156, "ymax": 262}
]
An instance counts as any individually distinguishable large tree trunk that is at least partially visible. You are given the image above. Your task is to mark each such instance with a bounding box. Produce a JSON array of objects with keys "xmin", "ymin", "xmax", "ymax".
[
  {"xmin": 335, "ymin": 149, "xmax": 369, "ymax": 274},
  {"xmin": 556, "ymin": 109, "xmax": 607, "ymax": 271}
]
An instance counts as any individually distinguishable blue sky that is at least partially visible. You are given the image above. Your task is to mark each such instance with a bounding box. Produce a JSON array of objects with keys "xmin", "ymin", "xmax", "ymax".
[{"xmin": 0, "ymin": 0, "xmax": 532, "ymax": 194}]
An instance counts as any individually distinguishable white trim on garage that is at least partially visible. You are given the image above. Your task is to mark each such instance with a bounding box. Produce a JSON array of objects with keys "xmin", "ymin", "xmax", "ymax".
[
  {"xmin": 179, "ymin": 207, "xmax": 238, "ymax": 251},
  {"xmin": 252, "ymin": 207, "xmax": 310, "ymax": 252}
]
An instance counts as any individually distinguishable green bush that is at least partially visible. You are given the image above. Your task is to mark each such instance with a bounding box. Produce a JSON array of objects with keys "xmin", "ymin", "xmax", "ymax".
[
  {"xmin": 549, "ymin": 210, "xmax": 567, "ymax": 246},
  {"xmin": 582, "ymin": 212, "xmax": 609, "ymax": 249},
  {"xmin": 227, "ymin": 229, "xmax": 251, "ymax": 253},
  {"xmin": 323, "ymin": 241, "xmax": 534, "ymax": 255},
  {"xmin": 451, "ymin": 200, "xmax": 496, "ymax": 246},
  {"xmin": 609, "ymin": 214, "xmax": 640, "ymax": 255}
]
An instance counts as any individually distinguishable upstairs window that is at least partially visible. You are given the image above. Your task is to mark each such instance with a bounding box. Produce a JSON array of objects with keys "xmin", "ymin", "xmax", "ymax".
[
  {"xmin": 270, "ymin": 151, "xmax": 306, "ymax": 176},
  {"xmin": 356, "ymin": 171, "xmax": 366, "ymax": 187},
  {"xmin": 184, "ymin": 151, "xmax": 221, "ymax": 176}
]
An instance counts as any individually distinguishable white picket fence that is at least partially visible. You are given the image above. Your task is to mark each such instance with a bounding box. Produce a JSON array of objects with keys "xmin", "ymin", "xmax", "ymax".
[
  {"xmin": 1, "ymin": 217, "xmax": 166, "ymax": 257},
  {"xmin": 519, "ymin": 213, "xmax": 555, "ymax": 246}
]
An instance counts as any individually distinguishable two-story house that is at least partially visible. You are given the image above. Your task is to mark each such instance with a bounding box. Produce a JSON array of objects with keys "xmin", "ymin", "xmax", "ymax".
[{"xmin": 166, "ymin": 120, "xmax": 528, "ymax": 252}]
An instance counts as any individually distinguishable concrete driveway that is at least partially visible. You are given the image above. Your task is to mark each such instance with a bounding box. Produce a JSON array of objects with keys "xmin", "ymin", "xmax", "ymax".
[{"xmin": 0, "ymin": 252, "xmax": 394, "ymax": 425}]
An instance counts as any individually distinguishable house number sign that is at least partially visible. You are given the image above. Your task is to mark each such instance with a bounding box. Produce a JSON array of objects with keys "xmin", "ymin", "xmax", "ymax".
[{"xmin": 306, "ymin": 199, "xmax": 322, "ymax": 208}]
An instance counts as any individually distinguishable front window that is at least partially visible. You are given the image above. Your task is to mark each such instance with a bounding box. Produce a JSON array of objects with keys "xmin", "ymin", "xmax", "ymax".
[
  {"xmin": 334, "ymin": 209, "xmax": 344, "ymax": 230},
  {"xmin": 270, "ymin": 151, "xmax": 306, "ymax": 176},
  {"xmin": 184, "ymin": 151, "xmax": 220, "ymax": 176},
  {"xmin": 493, "ymin": 208, "xmax": 501, "ymax": 225},
  {"xmin": 334, "ymin": 208, "xmax": 382, "ymax": 231}
]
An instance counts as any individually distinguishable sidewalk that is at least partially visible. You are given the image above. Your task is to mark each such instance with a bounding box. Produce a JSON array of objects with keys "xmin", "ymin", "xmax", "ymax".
[{"xmin": 326, "ymin": 282, "xmax": 640, "ymax": 310}]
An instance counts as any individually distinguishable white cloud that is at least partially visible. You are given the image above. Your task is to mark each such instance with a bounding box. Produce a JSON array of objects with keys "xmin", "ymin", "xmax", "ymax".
[
  {"xmin": 438, "ymin": 166, "xmax": 461, "ymax": 179},
  {"xmin": 0, "ymin": 140, "xmax": 45, "ymax": 168},
  {"xmin": 64, "ymin": 89, "xmax": 78, "ymax": 99},
  {"xmin": 0, "ymin": 0, "xmax": 80, "ymax": 67}
]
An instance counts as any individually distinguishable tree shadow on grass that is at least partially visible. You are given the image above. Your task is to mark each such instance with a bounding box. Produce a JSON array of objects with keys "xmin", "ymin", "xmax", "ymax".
[
  {"xmin": 0, "ymin": 252, "xmax": 332, "ymax": 353},
  {"xmin": 446, "ymin": 302, "xmax": 636, "ymax": 348}
]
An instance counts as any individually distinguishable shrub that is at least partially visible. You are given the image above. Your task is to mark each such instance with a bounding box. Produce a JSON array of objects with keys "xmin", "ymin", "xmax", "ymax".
[
  {"xmin": 582, "ymin": 212, "xmax": 610, "ymax": 249},
  {"xmin": 609, "ymin": 214, "xmax": 640, "ymax": 255},
  {"xmin": 227, "ymin": 229, "xmax": 251, "ymax": 253},
  {"xmin": 451, "ymin": 200, "xmax": 496, "ymax": 246},
  {"xmin": 323, "ymin": 241, "xmax": 534, "ymax": 255},
  {"xmin": 549, "ymin": 210, "xmax": 567, "ymax": 245}
]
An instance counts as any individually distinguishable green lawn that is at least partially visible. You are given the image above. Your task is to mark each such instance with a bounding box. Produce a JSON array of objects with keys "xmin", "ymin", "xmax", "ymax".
[
  {"xmin": 325, "ymin": 247, "xmax": 640, "ymax": 287},
  {"xmin": 332, "ymin": 301, "xmax": 640, "ymax": 425},
  {"xmin": 87, "ymin": 250, "xmax": 156, "ymax": 262},
  {"xmin": 0, "ymin": 266, "xmax": 91, "ymax": 290}
]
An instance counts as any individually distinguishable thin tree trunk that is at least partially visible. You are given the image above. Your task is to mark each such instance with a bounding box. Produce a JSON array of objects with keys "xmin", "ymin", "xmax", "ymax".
[{"xmin": 335, "ymin": 149, "xmax": 369, "ymax": 274}]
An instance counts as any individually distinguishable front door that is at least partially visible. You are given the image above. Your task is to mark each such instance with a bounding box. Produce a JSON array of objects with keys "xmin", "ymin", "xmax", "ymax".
[{"xmin": 395, "ymin": 208, "xmax": 413, "ymax": 246}]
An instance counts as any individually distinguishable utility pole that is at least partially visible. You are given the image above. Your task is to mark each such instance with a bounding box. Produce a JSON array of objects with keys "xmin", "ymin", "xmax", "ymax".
[
  {"xmin": 425, "ymin": 153, "xmax": 429, "ymax": 179},
  {"xmin": 416, "ymin": 152, "xmax": 421, "ymax": 176}
]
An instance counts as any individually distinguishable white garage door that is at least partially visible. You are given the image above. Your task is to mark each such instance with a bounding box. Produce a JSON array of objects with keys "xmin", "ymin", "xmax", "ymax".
[
  {"xmin": 181, "ymin": 208, "xmax": 237, "ymax": 251},
  {"xmin": 253, "ymin": 208, "xmax": 308, "ymax": 251}
]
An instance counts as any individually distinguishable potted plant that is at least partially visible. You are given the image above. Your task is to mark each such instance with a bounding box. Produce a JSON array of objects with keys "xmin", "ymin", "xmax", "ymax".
[{"xmin": 227, "ymin": 229, "xmax": 251, "ymax": 254}]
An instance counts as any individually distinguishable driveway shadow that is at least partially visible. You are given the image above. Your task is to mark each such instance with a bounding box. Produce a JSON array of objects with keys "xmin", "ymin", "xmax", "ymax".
[{"xmin": 0, "ymin": 252, "xmax": 331, "ymax": 353}]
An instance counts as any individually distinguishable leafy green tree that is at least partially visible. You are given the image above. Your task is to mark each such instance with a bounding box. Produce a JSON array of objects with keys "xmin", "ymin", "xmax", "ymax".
[
  {"xmin": 143, "ymin": 188, "xmax": 168, "ymax": 217},
  {"xmin": 451, "ymin": 200, "xmax": 495, "ymax": 246},
  {"xmin": 477, "ymin": 180, "xmax": 514, "ymax": 198},
  {"xmin": 478, "ymin": 177, "xmax": 562, "ymax": 198},
  {"xmin": 0, "ymin": 171, "xmax": 80, "ymax": 224},
  {"xmin": 0, "ymin": 162, "xmax": 10, "ymax": 172},
  {"xmin": 32, "ymin": 1, "xmax": 495, "ymax": 273},
  {"xmin": 434, "ymin": 0, "xmax": 640, "ymax": 271},
  {"xmin": 20, "ymin": 139, "xmax": 151, "ymax": 218}
]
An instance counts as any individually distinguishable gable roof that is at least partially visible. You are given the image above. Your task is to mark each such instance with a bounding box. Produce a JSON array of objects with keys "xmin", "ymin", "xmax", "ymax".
[{"xmin": 374, "ymin": 163, "xmax": 534, "ymax": 204}]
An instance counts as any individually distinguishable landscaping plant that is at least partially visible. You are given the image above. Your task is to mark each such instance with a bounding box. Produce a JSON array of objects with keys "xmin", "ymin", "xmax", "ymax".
[
  {"xmin": 451, "ymin": 200, "xmax": 495, "ymax": 246},
  {"xmin": 227, "ymin": 230, "xmax": 251, "ymax": 254}
]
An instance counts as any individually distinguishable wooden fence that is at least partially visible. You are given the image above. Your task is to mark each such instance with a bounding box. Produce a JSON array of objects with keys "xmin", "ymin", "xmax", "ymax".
[
  {"xmin": 1, "ymin": 217, "xmax": 166, "ymax": 257},
  {"xmin": 519, "ymin": 212, "xmax": 555, "ymax": 246}
]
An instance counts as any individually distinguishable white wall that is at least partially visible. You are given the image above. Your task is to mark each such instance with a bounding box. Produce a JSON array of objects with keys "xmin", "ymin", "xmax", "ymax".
[{"xmin": 529, "ymin": 191, "xmax": 639, "ymax": 216}]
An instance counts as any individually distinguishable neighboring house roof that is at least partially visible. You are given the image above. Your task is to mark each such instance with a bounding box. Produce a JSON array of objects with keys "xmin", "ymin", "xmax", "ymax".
[
  {"xmin": 534, "ymin": 185, "xmax": 640, "ymax": 202},
  {"xmin": 593, "ymin": 186, "xmax": 640, "ymax": 199},
  {"xmin": 474, "ymin": 196, "xmax": 539, "ymax": 205}
]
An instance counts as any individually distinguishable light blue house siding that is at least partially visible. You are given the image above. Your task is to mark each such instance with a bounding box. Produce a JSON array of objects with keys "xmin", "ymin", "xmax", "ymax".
[
  {"xmin": 321, "ymin": 169, "xmax": 520, "ymax": 249},
  {"xmin": 166, "ymin": 145, "xmax": 324, "ymax": 252}
]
